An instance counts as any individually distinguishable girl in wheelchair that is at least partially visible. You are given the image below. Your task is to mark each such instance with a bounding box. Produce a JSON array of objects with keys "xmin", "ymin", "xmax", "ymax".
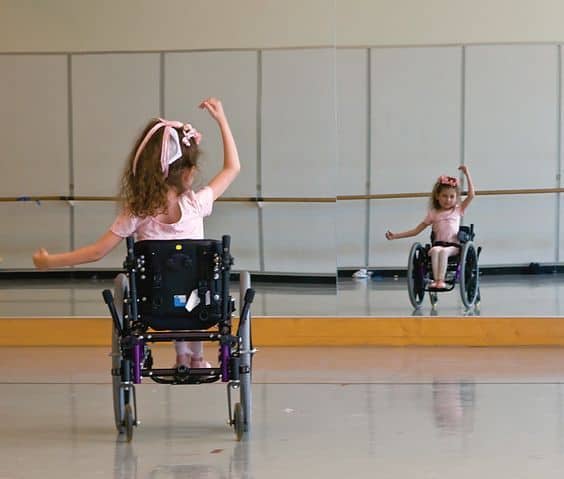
[
  {"xmin": 33, "ymin": 97, "xmax": 241, "ymax": 369},
  {"xmin": 385, "ymin": 165, "xmax": 475, "ymax": 290}
]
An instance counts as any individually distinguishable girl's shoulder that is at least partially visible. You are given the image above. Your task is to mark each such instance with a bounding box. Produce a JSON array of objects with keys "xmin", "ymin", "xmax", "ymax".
[{"xmin": 181, "ymin": 186, "xmax": 214, "ymax": 216}]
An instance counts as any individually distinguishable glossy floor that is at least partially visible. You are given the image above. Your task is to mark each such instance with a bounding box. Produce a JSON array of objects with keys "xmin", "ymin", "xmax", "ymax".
[
  {"xmin": 3, "ymin": 346, "xmax": 564, "ymax": 478},
  {"xmin": 1, "ymin": 273, "xmax": 563, "ymax": 317}
]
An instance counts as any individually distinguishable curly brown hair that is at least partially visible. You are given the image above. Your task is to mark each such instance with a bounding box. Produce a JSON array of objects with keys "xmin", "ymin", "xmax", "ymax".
[
  {"xmin": 119, "ymin": 119, "xmax": 200, "ymax": 218},
  {"xmin": 430, "ymin": 182, "xmax": 460, "ymax": 210}
]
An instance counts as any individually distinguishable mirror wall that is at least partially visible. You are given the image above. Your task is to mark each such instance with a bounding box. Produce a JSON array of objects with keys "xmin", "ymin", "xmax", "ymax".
[
  {"xmin": 0, "ymin": 1, "xmax": 338, "ymax": 316},
  {"xmin": 2, "ymin": 1, "xmax": 564, "ymax": 318},
  {"xmin": 335, "ymin": 1, "xmax": 564, "ymax": 317}
]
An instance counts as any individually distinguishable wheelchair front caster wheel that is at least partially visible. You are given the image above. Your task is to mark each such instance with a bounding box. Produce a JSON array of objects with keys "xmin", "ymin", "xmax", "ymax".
[
  {"xmin": 233, "ymin": 402, "xmax": 245, "ymax": 441},
  {"xmin": 430, "ymin": 292, "xmax": 438, "ymax": 308},
  {"xmin": 124, "ymin": 403, "xmax": 135, "ymax": 442}
]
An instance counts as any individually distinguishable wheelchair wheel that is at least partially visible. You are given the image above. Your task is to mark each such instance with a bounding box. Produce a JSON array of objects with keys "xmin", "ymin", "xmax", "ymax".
[
  {"xmin": 124, "ymin": 403, "xmax": 135, "ymax": 442},
  {"xmin": 233, "ymin": 402, "xmax": 245, "ymax": 441},
  {"xmin": 459, "ymin": 241, "xmax": 479, "ymax": 309},
  {"xmin": 112, "ymin": 274, "xmax": 128, "ymax": 434},
  {"xmin": 407, "ymin": 243, "xmax": 427, "ymax": 308}
]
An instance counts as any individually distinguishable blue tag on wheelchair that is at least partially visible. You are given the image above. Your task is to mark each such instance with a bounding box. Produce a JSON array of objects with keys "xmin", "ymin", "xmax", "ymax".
[{"xmin": 173, "ymin": 295, "xmax": 187, "ymax": 308}]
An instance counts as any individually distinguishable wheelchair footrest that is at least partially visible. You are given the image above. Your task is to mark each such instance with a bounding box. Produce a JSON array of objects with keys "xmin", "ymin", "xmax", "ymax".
[
  {"xmin": 143, "ymin": 367, "xmax": 221, "ymax": 385},
  {"xmin": 426, "ymin": 286, "xmax": 454, "ymax": 292},
  {"xmin": 143, "ymin": 331, "xmax": 222, "ymax": 342}
]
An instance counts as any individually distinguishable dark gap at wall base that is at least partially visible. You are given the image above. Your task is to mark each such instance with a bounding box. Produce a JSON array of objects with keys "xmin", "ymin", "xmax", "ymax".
[
  {"xmin": 338, "ymin": 264, "xmax": 564, "ymax": 278},
  {"xmin": 0, "ymin": 270, "xmax": 337, "ymax": 285}
]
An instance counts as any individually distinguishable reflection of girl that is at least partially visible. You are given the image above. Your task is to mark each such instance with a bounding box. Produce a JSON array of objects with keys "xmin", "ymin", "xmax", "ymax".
[
  {"xmin": 432, "ymin": 381, "xmax": 476, "ymax": 434},
  {"xmin": 33, "ymin": 98, "xmax": 240, "ymax": 369},
  {"xmin": 385, "ymin": 165, "xmax": 475, "ymax": 289}
]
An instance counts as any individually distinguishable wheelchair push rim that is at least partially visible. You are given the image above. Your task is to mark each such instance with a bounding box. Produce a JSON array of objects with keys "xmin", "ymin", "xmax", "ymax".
[
  {"xmin": 459, "ymin": 241, "xmax": 479, "ymax": 309},
  {"xmin": 407, "ymin": 242, "xmax": 427, "ymax": 308}
]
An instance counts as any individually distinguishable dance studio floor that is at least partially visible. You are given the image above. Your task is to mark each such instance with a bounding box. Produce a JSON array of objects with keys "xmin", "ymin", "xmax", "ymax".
[
  {"xmin": 3, "ymin": 346, "xmax": 564, "ymax": 478},
  {"xmin": 2, "ymin": 274, "xmax": 564, "ymax": 477}
]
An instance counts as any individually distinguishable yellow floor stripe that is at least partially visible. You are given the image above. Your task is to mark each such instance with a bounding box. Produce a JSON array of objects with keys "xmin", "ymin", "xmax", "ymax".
[{"xmin": 2, "ymin": 316, "xmax": 564, "ymax": 346}]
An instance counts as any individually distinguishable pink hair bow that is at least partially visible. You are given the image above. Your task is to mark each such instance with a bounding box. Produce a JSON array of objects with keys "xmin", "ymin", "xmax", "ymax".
[
  {"xmin": 438, "ymin": 175, "xmax": 459, "ymax": 187},
  {"xmin": 132, "ymin": 119, "xmax": 202, "ymax": 177}
]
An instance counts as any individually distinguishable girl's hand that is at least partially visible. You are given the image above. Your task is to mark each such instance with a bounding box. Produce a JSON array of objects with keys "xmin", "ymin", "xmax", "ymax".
[
  {"xmin": 458, "ymin": 165, "xmax": 469, "ymax": 175},
  {"xmin": 33, "ymin": 248, "xmax": 50, "ymax": 270},
  {"xmin": 199, "ymin": 97, "xmax": 226, "ymax": 123},
  {"xmin": 385, "ymin": 230, "xmax": 395, "ymax": 240}
]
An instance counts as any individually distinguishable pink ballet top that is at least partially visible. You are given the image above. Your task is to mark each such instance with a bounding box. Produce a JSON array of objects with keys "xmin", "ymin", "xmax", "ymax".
[
  {"xmin": 110, "ymin": 187, "xmax": 214, "ymax": 241},
  {"xmin": 422, "ymin": 204, "xmax": 464, "ymax": 244}
]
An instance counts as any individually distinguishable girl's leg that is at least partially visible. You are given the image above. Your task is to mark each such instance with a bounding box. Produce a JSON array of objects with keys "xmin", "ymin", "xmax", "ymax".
[
  {"xmin": 175, "ymin": 340, "xmax": 192, "ymax": 367},
  {"xmin": 430, "ymin": 246, "xmax": 459, "ymax": 288},
  {"xmin": 188, "ymin": 341, "xmax": 211, "ymax": 368},
  {"xmin": 429, "ymin": 247, "xmax": 442, "ymax": 287}
]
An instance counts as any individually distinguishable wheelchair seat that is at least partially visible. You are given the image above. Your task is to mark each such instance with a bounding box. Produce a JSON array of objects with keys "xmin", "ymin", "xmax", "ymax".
[{"xmin": 133, "ymin": 238, "xmax": 231, "ymax": 331}]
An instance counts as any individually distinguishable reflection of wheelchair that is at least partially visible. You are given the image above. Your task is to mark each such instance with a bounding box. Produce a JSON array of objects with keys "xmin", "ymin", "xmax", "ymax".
[
  {"xmin": 407, "ymin": 225, "xmax": 481, "ymax": 310},
  {"xmin": 102, "ymin": 235, "xmax": 255, "ymax": 442}
]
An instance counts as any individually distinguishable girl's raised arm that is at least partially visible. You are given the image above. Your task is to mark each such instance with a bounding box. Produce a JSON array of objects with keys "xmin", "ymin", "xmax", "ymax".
[
  {"xmin": 459, "ymin": 165, "xmax": 475, "ymax": 212},
  {"xmin": 200, "ymin": 98, "xmax": 240, "ymax": 200}
]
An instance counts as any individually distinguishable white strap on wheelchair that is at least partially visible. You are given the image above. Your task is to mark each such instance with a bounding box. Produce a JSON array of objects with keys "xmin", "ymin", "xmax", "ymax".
[
  {"xmin": 185, "ymin": 289, "xmax": 212, "ymax": 311},
  {"xmin": 186, "ymin": 289, "xmax": 200, "ymax": 312}
]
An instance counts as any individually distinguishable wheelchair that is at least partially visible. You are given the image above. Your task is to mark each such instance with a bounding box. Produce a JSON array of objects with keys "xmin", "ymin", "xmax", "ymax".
[
  {"xmin": 102, "ymin": 235, "xmax": 255, "ymax": 442},
  {"xmin": 406, "ymin": 224, "xmax": 481, "ymax": 310}
]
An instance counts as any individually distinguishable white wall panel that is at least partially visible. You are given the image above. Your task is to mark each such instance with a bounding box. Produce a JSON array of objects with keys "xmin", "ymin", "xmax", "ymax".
[
  {"xmin": 370, "ymin": 47, "xmax": 462, "ymax": 194},
  {"xmin": 0, "ymin": 55, "xmax": 69, "ymax": 196},
  {"xmin": 369, "ymin": 198, "xmax": 430, "ymax": 268},
  {"xmin": 262, "ymin": 203, "xmax": 336, "ymax": 274},
  {"xmin": 337, "ymin": 49, "xmax": 368, "ymax": 196},
  {"xmin": 465, "ymin": 45, "xmax": 558, "ymax": 189},
  {"xmin": 262, "ymin": 49, "xmax": 337, "ymax": 197},
  {"xmin": 165, "ymin": 51, "xmax": 258, "ymax": 197},
  {"xmin": 72, "ymin": 202, "xmax": 124, "ymax": 269},
  {"xmin": 72, "ymin": 53, "xmax": 160, "ymax": 196},
  {"xmin": 204, "ymin": 202, "xmax": 260, "ymax": 272},
  {"xmin": 560, "ymin": 195, "xmax": 564, "ymax": 263},
  {"xmin": 469, "ymin": 195, "xmax": 556, "ymax": 265},
  {"xmin": 0, "ymin": 203, "xmax": 70, "ymax": 269},
  {"xmin": 337, "ymin": 200, "xmax": 367, "ymax": 268}
]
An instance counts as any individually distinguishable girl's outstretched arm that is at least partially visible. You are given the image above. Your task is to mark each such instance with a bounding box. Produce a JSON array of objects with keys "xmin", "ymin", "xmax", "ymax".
[
  {"xmin": 459, "ymin": 165, "xmax": 475, "ymax": 212},
  {"xmin": 200, "ymin": 97, "xmax": 241, "ymax": 200},
  {"xmin": 33, "ymin": 230, "xmax": 123, "ymax": 270},
  {"xmin": 385, "ymin": 222, "xmax": 428, "ymax": 240}
]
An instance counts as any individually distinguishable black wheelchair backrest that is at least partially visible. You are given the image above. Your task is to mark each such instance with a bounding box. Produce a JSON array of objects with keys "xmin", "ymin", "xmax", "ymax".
[{"xmin": 132, "ymin": 238, "xmax": 227, "ymax": 331}]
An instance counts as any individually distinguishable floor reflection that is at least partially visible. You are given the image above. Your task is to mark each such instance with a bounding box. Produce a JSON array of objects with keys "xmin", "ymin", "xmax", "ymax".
[
  {"xmin": 112, "ymin": 440, "xmax": 252, "ymax": 479},
  {"xmin": 338, "ymin": 274, "xmax": 564, "ymax": 316},
  {"xmin": 432, "ymin": 381, "xmax": 476, "ymax": 435}
]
